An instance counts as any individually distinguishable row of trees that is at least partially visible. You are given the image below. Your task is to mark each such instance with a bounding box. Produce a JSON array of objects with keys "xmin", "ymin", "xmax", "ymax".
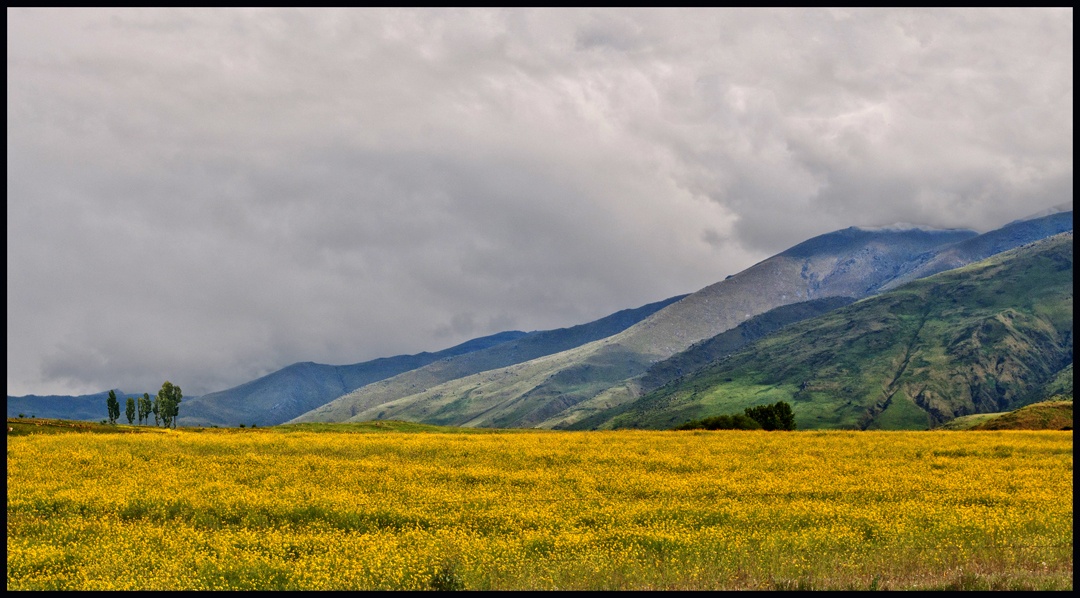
[{"xmin": 106, "ymin": 381, "xmax": 182, "ymax": 428}]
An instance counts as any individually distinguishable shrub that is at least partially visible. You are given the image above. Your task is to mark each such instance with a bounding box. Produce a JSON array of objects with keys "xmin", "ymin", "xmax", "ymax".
[
  {"xmin": 744, "ymin": 401, "xmax": 796, "ymax": 431},
  {"xmin": 675, "ymin": 414, "xmax": 762, "ymax": 431},
  {"xmin": 674, "ymin": 401, "xmax": 796, "ymax": 431}
]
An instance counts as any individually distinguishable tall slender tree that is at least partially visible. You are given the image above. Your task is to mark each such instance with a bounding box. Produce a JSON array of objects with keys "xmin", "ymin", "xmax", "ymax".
[
  {"xmin": 106, "ymin": 390, "xmax": 120, "ymax": 425},
  {"xmin": 138, "ymin": 393, "xmax": 152, "ymax": 426},
  {"xmin": 125, "ymin": 397, "xmax": 136, "ymax": 425}
]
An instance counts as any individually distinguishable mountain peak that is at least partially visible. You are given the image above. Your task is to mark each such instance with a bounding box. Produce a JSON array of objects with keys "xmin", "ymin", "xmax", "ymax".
[
  {"xmin": 778, "ymin": 225, "xmax": 976, "ymax": 260},
  {"xmin": 1009, "ymin": 203, "xmax": 1073, "ymax": 224},
  {"xmin": 851, "ymin": 223, "xmax": 964, "ymax": 233}
]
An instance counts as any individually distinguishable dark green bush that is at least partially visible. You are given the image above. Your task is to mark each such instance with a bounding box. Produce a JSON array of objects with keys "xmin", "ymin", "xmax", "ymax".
[
  {"xmin": 674, "ymin": 401, "xmax": 796, "ymax": 431},
  {"xmin": 674, "ymin": 413, "xmax": 762, "ymax": 430},
  {"xmin": 744, "ymin": 401, "xmax": 796, "ymax": 430}
]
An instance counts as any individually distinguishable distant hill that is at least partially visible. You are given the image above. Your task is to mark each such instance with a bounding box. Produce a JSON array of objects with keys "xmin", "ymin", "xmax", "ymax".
[
  {"xmin": 176, "ymin": 330, "xmax": 528, "ymax": 428},
  {"xmin": 940, "ymin": 399, "xmax": 1073, "ymax": 431},
  {"xmin": 597, "ymin": 232, "xmax": 1073, "ymax": 431},
  {"xmin": 6, "ymin": 390, "xmax": 151, "ymax": 422}
]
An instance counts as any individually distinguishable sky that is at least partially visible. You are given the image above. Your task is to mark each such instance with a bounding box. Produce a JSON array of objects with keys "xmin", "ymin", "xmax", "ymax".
[{"xmin": 7, "ymin": 8, "xmax": 1073, "ymax": 397}]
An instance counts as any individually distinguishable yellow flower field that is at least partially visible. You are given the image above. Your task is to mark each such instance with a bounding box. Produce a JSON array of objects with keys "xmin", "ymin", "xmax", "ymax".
[{"xmin": 6, "ymin": 427, "xmax": 1073, "ymax": 590}]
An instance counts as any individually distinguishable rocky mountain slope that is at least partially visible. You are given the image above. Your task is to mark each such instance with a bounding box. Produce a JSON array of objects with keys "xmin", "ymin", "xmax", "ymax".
[{"xmin": 597, "ymin": 232, "xmax": 1073, "ymax": 431}]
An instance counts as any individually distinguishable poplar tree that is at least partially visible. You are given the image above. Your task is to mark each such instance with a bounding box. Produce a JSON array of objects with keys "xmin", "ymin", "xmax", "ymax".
[
  {"xmin": 106, "ymin": 390, "xmax": 120, "ymax": 425},
  {"xmin": 125, "ymin": 397, "xmax": 136, "ymax": 425},
  {"xmin": 138, "ymin": 393, "xmax": 152, "ymax": 426}
]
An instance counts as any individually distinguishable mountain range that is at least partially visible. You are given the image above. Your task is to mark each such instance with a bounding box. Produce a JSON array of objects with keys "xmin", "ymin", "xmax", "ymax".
[
  {"xmin": 9, "ymin": 206, "xmax": 1072, "ymax": 430},
  {"xmin": 7, "ymin": 390, "xmax": 150, "ymax": 422}
]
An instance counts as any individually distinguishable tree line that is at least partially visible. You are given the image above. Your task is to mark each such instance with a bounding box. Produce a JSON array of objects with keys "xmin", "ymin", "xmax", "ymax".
[{"xmin": 106, "ymin": 381, "xmax": 182, "ymax": 428}]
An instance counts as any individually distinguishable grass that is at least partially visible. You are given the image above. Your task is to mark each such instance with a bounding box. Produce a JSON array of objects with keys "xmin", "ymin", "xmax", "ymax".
[{"xmin": 6, "ymin": 418, "xmax": 169, "ymax": 437}]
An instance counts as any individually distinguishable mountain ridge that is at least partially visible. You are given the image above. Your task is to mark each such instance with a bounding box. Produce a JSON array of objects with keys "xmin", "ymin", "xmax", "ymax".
[{"xmin": 177, "ymin": 330, "xmax": 529, "ymax": 428}]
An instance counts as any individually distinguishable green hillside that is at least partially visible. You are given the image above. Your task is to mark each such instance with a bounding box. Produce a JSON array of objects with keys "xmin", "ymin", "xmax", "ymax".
[
  {"xmin": 557, "ymin": 297, "xmax": 856, "ymax": 430},
  {"xmin": 970, "ymin": 400, "xmax": 1072, "ymax": 430},
  {"xmin": 635, "ymin": 297, "xmax": 856, "ymax": 395},
  {"xmin": 939, "ymin": 399, "xmax": 1073, "ymax": 431},
  {"xmin": 598, "ymin": 233, "xmax": 1073, "ymax": 431},
  {"xmin": 1038, "ymin": 362, "xmax": 1073, "ymax": 400}
]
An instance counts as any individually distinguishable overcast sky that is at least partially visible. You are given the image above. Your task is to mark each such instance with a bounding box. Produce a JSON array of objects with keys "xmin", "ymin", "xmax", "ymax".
[{"xmin": 7, "ymin": 8, "xmax": 1073, "ymax": 397}]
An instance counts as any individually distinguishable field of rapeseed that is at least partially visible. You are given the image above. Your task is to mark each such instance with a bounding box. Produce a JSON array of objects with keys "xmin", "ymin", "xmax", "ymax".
[{"xmin": 6, "ymin": 426, "xmax": 1072, "ymax": 590}]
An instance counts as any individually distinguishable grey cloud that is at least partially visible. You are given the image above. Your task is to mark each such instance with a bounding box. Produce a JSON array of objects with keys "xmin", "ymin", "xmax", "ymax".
[{"xmin": 7, "ymin": 8, "xmax": 1071, "ymax": 397}]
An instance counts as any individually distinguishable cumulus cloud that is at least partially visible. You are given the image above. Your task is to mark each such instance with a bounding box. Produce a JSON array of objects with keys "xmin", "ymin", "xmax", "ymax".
[{"xmin": 7, "ymin": 8, "xmax": 1072, "ymax": 396}]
